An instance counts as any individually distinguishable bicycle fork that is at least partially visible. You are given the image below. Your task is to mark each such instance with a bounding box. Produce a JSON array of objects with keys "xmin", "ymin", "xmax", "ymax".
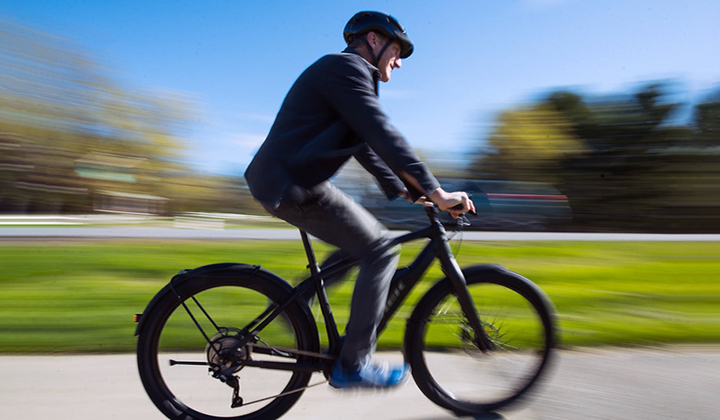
[{"xmin": 435, "ymin": 240, "xmax": 496, "ymax": 352}]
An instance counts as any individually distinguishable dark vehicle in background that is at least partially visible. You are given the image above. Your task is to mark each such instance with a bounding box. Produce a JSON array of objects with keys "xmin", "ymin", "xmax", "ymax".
[{"xmin": 361, "ymin": 179, "xmax": 572, "ymax": 231}]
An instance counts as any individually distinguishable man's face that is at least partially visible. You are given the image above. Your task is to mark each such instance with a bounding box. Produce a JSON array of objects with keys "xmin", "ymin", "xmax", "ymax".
[{"xmin": 376, "ymin": 40, "xmax": 402, "ymax": 83}]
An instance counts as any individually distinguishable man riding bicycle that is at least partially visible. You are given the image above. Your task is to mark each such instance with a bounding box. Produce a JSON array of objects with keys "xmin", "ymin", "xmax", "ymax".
[{"xmin": 245, "ymin": 10, "xmax": 475, "ymax": 389}]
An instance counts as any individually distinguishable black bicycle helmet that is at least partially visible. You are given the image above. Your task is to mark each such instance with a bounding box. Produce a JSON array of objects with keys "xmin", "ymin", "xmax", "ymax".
[{"xmin": 343, "ymin": 11, "xmax": 414, "ymax": 59}]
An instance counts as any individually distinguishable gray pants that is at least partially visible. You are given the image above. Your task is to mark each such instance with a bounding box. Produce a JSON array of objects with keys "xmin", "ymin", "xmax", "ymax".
[{"xmin": 261, "ymin": 182, "xmax": 399, "ymax": 370}]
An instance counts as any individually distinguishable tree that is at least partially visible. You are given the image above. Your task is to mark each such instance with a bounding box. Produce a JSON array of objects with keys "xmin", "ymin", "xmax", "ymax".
[
  {"xmin": 692, "ymin": 89, "xmax": 720, "ymax": 147},
  {"xmin": 473, "ymin": 82, "xmax": 720, "ymax": 232},
  {"xmin": 0, "ymin": 19, "xmax": 194, "ymax": 214},
  {"xmin": 470, "ymin": 104, "xmax": 585, "ymax": 184}
]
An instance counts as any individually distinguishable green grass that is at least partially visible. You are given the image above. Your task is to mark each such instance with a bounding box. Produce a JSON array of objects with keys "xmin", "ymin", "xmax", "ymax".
[{"xmin": 1, "ymin": 239, "xmax": 719, "ymax": 353}]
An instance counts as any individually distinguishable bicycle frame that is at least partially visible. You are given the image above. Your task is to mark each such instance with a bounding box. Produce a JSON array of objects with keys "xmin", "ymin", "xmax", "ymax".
[{"xmin": 233, "ymin": 206, "xmax": 492, "ymax": 371}]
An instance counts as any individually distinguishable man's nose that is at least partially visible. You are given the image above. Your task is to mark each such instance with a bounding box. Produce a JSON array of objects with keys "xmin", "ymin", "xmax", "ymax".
[{"xmin": 394, "ymin": 58, "xmax": 402, "ymax": 69}]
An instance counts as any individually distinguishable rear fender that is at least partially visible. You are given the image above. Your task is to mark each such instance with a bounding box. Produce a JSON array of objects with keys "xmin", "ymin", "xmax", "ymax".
[{"xmin": 134, "ymin": 263, "xmax": 301, "ymax": 336}]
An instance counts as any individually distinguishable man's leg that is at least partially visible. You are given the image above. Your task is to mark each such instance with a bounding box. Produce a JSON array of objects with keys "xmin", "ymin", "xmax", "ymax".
[
  {"xmin": 338, "ymin": 237, "xmax": 398, "ymax": 370},
  {"xmin": 263, "ymin": 182, "xmax": 400, "ymax": 370}
]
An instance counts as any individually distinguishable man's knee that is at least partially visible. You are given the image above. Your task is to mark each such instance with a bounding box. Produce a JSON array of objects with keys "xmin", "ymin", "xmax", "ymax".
[{"xmin": 361, "ymin": 238, "xmax": 400, "ymax": 265}]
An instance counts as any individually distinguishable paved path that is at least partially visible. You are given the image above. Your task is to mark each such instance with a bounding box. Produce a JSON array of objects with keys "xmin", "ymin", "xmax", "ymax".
[{"xmin": 1, "ymin": 347, "xmax": 718, "ymax": 420}]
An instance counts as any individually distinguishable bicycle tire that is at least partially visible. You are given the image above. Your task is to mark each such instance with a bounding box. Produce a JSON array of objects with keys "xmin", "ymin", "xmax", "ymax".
[
  {"xmin": 404, "ymin": 264, "xmax": 557, "ymax": 416},
  {"xmin": 137, "ymin": 266, "xmax": 320, "ymax": 420}
]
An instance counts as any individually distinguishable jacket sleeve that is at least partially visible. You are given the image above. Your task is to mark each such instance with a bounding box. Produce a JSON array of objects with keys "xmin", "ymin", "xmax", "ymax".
[
  {"xmin": 353, "ymin": 144, "xmax": 406, "ymax": 200},
  {"xmin": 314, "ymin": 54, "xmax": 440, "ymax": 200}
]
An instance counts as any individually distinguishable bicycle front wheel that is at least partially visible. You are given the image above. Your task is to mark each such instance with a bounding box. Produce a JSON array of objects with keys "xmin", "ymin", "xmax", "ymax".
[
  {"xmin": 405, "ymin": 264, "xmax": 557, "ymax": 416},
  {"xmin": 137, "ymin": 266, "xmax": 320, "ymax": 420}
]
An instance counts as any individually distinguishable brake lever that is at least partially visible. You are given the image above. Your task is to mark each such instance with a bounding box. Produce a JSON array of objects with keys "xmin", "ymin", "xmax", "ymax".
[{"xmin": 457, "ymin": 214, "xmax": 471, "ymax": 227}]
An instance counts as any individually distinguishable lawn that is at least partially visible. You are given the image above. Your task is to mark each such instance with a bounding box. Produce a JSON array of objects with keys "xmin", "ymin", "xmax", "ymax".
[{"xmin": 1, "ymin": 238, "xmax": 718, "ymax": 352}]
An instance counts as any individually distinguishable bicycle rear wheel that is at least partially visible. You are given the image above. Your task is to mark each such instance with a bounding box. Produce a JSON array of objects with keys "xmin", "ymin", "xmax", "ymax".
[
  {"xmin": 405, "ymin": 264, "xmax": 557, "ymax": 416},
  {"xmin": 137, "ymin": 266, "xmax": 320, "ymax": 420}
]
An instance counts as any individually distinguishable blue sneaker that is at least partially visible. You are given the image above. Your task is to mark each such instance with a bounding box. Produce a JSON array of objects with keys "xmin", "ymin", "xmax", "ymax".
[{"xmin": 329, "ymin": 360, "xmax": 409, "ymax": 389}]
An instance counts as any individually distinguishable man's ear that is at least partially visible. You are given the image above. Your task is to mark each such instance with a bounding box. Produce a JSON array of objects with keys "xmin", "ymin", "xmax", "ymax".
[{"xmin": 366, "ymin": 31, "xmax": 381, "ymax": 49}]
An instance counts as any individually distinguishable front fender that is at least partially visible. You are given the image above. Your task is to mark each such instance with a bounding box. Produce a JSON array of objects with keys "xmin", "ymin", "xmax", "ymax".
[{"xmin": 134, "ymin": 262, "xmax": 293, "ymax": 336}]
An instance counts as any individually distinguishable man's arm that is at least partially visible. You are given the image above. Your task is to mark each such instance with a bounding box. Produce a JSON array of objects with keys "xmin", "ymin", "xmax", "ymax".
[
  {"xmin": 353, "ymin": 144, "xmax": 410, "ymax": 200},
  {"xmin": 314, "ymin": 54, "xmax": 440, "ymax": 199},
  {"xmin": 315, "ymin": 54, "xmax": 474, "ymax": 216}
]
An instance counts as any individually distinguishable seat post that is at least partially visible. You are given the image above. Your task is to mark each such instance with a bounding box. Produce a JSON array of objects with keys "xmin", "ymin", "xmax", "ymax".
[{"xmin": 299, "ymin": 230, "xmax": 320, "ymax": 276}]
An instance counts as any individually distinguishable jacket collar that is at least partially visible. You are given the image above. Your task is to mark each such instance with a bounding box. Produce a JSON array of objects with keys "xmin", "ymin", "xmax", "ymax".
[{"xmin": 343, "ymin": 47, "xmax": 380, "ymax": 96}]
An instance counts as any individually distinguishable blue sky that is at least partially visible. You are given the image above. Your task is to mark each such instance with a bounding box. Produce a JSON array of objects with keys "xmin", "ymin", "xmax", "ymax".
[{"xmin": 2, "ymin": 0, "xmax": 719, "ymax": 174}]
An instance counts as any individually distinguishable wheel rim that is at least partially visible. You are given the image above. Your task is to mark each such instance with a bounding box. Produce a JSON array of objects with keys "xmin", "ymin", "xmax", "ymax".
[
  {"xmin": 146, "ymin": 283, "xmax": 311, "ymax": 419},
  {"xmin": 418, "ymin": 281, "xmax": 552, "ymax": 411}
]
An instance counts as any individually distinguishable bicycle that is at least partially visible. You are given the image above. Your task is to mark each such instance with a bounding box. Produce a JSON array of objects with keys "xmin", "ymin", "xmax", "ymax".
[{"xmin": 135, "ymin": 205, "xmax": 558, "ymax": 420}]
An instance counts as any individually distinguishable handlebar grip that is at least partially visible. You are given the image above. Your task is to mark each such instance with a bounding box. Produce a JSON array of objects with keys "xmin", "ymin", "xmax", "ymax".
[
  {"xmin": 450, "ymin": 203, "xmax": 477, "ymax": 216},
  {"xmin": 422, "ymin": 196, "xmax": 476, "ymax": 216}
]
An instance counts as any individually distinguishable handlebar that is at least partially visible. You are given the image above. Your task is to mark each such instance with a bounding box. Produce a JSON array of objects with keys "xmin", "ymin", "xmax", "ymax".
[
  {"xmin": 424, "ymin": 201, "xmax": 476, "ymax": 216},
  {"xmin": 423, "ymin": 202, "xmax": 476, "ymax": 218},
  {"xmin": 420, "ymin": 195, "xmax": 476, "ymax": 216},
  {"xmin": 450, "ymin": 203, "xmax": 477, "ymax": 216}
]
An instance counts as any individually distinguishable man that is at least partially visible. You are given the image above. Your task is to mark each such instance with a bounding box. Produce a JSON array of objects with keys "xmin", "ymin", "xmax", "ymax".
[{"xmin": 245, "ymin": 11, "xmax": 475, "ymax": 389}]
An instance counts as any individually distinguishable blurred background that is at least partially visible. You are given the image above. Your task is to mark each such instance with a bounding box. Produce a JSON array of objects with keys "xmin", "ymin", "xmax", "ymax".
[
  {"xmin": 0, "ymin": 1, "xmax": 719, "ymax": 232},
  {"xmin": 0, "ymin": 8, "xmax": 719, "ymax": 411}
]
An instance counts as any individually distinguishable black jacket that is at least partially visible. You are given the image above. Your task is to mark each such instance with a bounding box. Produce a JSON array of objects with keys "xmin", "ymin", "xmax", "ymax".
[{"xmin": 245, "ymin": 48, "xmax": 440, "ymax": 207}]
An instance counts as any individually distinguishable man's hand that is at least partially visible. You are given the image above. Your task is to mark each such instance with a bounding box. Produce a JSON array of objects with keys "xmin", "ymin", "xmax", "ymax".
[
  {"xmin": 399, "ymin": 189, "xmax": 433, "ymax": 206},
  {"xmin": 427, "ymin": 187, "xmax": 475, "ymax": 219}
]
